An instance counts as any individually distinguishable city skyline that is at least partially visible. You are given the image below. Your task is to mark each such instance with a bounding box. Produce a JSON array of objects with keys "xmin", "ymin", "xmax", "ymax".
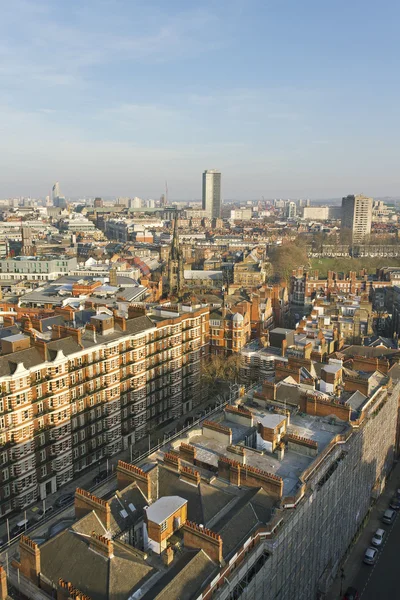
[{"xmin": 0, "ymin": 1, "xmax": 399, "ymax": 199}]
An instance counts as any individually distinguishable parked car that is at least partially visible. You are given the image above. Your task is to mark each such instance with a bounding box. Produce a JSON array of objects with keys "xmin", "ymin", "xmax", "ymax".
[
  {"xmin": 382, "ymin": 508, "xmax": 396, "ymax": 524},
  {"xmin": 93, "ymin": 470, "xmax": 108, "ymax": 485},
  {"xmin": 54, "ymin": 493, "xmax": 74, "ymax": 508},
  {"xmin": 389, "ymin": 496, "xmax": 400, "ymax": 510},
  {"xmin": 371, "ymin": 528, "xmax": 386, "ymax": 548},
  {"xmin": 363, "ymin": 547, "xmax": 378, "ymax": 565},
  {"xmin": 35, "ymin": 505, "xmax": 54, "ymax": 522},
  {"xmin": 10, "ymin": 519, "xmax": 30, "ymax": 538},
  {"xmin": 343, "ymin": 587, "xmax": 359, "ymax": 600}
]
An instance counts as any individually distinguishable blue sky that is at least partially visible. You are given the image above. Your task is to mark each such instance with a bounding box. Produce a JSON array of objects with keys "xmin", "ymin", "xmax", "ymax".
[{"xmin": 0, "ymin": 0, "xmax": 399, "ymax": 199}]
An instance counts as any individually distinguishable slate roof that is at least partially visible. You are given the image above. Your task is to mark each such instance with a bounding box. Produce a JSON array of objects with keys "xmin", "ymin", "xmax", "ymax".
[
  {"xmin": 40, "ymin": 511, "xmax": 155, "ymax": 600},
  {"xmin": 108, "ymin": 484, "xmax": 148, "ymax": 536},
  {"xmin": 143, "ymin": 550, "xmax": 217, "ymax": 600},
  {"xmin": 0, "ymin": 347, "xmax": 44, "ymax": 375}
]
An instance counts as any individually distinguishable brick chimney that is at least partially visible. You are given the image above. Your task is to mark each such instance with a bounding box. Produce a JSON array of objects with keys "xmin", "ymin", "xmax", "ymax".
[
  {"xmin": 0, "ymin": 566, "xmax": 8, "ymax": 600},
  {"xmin": 183, "ymin": 522, "xmax": 223, "ymax": 564},
  {"xmin": 128, "ymin": 304, "xmax": 146, "ymax": 319},
  {"xmin": 179, "ymin": 466, "xmax": 201, "ymax": 487},
  {"xmin": 162, "ymin": 546, "xmax": 174, "ymax": 567},
  {"xmin": 19, "ymin": 535, "xmax": 41, "ymax": 584},
  {"xmin": 89, "ymin": 532, "xmax": 114, "ymax": 559},
  {"xmin": 57, "ymin": 579, "xmax": 92, "ymax": 600},
  {"xmin": 179, "ymin": 443, "xmax": 197, "ymax": 463},
  {"xmin": 75, "ymin": 488, "xmax": 111, "ymax": 530},
  {"xmin": 116, "ymin": 461, "xmax": 150, "ymax": 500}
]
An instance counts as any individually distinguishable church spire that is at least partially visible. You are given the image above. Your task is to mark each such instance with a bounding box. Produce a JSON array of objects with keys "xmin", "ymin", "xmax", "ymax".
[
  {"xmin": 170, "ymin": 209, "xmax": 180, "ymax": 260},
  {"xmin": 168, "ymin": 210, "xmax": 183, "ymax": 298}
]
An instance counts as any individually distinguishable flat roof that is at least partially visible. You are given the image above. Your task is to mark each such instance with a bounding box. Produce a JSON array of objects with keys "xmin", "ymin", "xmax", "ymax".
[
  {"xmin": 145, "ymin": 496, "xmax": 187, "ymax": 525},
  {"xmin": 2, "ymin": 333, "xmax": 29, "ymax": 343},
  {"xmin": 186, "ymin": 406, "xmax": 348, "ymax": 496},
  {"xmin": 258, "ymin": 413, "xmax": 286, "ymax": 429},
  {"xmin": 322, "ymin": 363, "xmax": 342, "ymax": 374}
]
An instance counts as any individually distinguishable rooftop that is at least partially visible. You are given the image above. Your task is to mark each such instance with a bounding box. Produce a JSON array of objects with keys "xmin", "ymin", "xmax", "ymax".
[
  {"xmin": 178, "ymin": 405, "xmax": 347, "ymax": 496},
  {"xmin": 145, "ymin": 496, "xmax": 187, "ymax": 525}
]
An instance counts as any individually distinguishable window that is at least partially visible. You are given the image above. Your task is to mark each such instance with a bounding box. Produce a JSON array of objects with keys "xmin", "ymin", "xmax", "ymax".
[{"xmin": 160, "ymin": 520, "xmax": 167, "ymax": 533}]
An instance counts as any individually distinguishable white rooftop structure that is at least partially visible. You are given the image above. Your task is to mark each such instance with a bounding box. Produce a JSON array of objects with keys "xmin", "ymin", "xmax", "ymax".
[{"xmin": 145, "ymin": 496, "xmax": 187, "ymax": 525}]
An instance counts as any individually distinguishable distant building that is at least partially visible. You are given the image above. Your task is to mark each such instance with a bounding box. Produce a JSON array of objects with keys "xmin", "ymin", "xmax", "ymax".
[
  {"xmin": 209, "ymin": 302, "xmax": 251, "ymax": 355},
  {"xmin": 21, "ymin": 226, "xmax": 34, "ymax": 256},
  {"xmin": 230, "ymin": 208, "xmax": 253, "ymax": 220},
  {"xmin": 233, "ymin": 253, "xmax": 267, "ymax": 288},
  {"xmin": 286, "ymin": 201, "xmax": 297, "ymax": 218},
  {"xmin": 94, "ymin": 197, "xmax": 103, "ymax": 208},
  {"xmin": 302, "ymin": 206, "xmax": 330, "ymax": 220},
  {"xmin": 202, "ymin": 169, "xmax": 221, "ymax": 218},
  {"xmin": 52, "ymin": 181, "xmax": 67, "ymax": 209},
  {"xmin": 0, "ymin": 255, "xmax": 77, "ymax": 282},
  {"xmin": 342, "ymin": 194, "xmax": 373, "ymax": 242},
  {"xmin": 51, "ymin": 182, "xmax": 61, "ymax": 202},
  {"xmin": 299, "ymin": 198, "xmax": 311, "ymax": 208}
]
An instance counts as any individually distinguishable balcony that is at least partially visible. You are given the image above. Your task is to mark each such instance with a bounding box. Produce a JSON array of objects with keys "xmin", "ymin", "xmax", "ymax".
[{"xmin": 52, "ymin": 452, "xmax": 73, "ymax": 472}]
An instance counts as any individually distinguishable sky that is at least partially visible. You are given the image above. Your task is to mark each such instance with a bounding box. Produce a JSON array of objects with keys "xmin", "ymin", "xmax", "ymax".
[{"xmin": 0, "ymin": 0, "xmax": 399, "ymax": 200}]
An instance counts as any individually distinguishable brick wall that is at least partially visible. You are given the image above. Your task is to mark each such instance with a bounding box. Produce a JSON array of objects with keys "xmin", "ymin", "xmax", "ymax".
[
  {"xmin": 164, "ymin": 452, "xmax": 181, "ymax": 471},
  {"xmin": 116, "ymin": 460, "xmax": 150, "ymax": 499},
  {"xmin": 89, "ymin": 532, "xmax": 114, "ymax": 558},
  {"xmin": 343, "ymin": 375, "xmax": 369, "ymax": 396},
  {"xmin": 218, "ymin": 457, "xmax": 283, "ymax": 498},
  {"xmin": 0, "ymin": 566, "xmax": 7, "ymax": 600},
  {"xmin": 57, "ymin": 578, "xmax": 92, "ymax": 600},
  {"xmin": 19, "ymin": 536, "xmax": 41, "ymax": 584},
  {"xmin": 180, "ymin": 443, "xmax": 197, "ymax": 463},
  {"xmin": 183, "ymin": 521, "xmax": 223, "ymax": 564},
  {"xmin": 180, "ymin": 466, "xmax": 201, "ymax": 486},
  {"xmin": 276, "ymin": 363, "xmax": 300, "ymax": 383},
  {"xmin": 286, "ymin": 433, "xmax": 318, "ymax": 457},
  {"xmin": 75, "ymin": 488, "xmax": 111, "ymax": 529},
  {"xmin": 202, "ymin": 421, "xmax": 232, "ymax": 445},
  {"xmin": 224, "ymin": 405, "xmax": 253, "ymax": 427},
  {"xmin": 260, "ymin": 381, "xmax": 277, "ymax": 401},
  {"xmin": 304, "ymin": 394, "xmax": 351, "ymax": 421}
]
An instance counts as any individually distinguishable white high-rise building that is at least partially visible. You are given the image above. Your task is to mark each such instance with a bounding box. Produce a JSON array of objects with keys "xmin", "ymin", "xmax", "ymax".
[
  {"xmin": 202, "ymin": 169, "xmax": 221, "ymax": 218},
  {"xmin": 286, "ymin": 201, "xmax": 297, "ymax": 218},
  {"xmin": 52, "ymin": 182, "xmax": 61, "ymax": 202},
  {"xmin": 341, "ymin": 194, "xmax": 373, "ymax": 242}
]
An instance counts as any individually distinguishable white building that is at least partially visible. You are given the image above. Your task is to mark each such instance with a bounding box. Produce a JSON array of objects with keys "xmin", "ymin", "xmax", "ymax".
[
  {"xmin": 302, "ymin": 206, "xmax": 330, "ymax": 220},
  {"xmin": 230, "ymin": 208, "xmax": 253, "ymax": 220},
  {"xmin": 342, "ymin": 194, "xmax": 373, "ymax": 242},
  {"xmin": 0, "ymin": 255, "xmax": 77, "ymax": 281},
  {"xmin": 202, "ymin": 169, "xmax": 221, "ymax": 218}
]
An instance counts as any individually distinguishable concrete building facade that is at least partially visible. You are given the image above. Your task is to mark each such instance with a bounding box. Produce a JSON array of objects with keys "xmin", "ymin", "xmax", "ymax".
[
  {"xmin": 0, "ymin": 256, "xmax": 77, "ymax": 282},
  {"xmin": 341, "ymin": 194, "xmax": 373, "ymax": 242},
  {"xmin": 202, "ymin": 169, "xmax": 221, "ymax": 219}
]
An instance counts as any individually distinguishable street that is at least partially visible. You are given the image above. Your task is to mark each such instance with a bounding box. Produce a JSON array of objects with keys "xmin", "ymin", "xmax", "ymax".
[
  {"xmin": 328, "ymin": 462, "xmax": 400, "ymax": 599},
  {"xmin": 359, "ymin": 509, "xmax": 399, "ymax": 599}
]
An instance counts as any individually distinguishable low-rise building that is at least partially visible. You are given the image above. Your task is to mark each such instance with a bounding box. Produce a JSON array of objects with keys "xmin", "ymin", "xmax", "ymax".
[{"xmin": 0, "ymin": 255, "xmax": 77, "ymax": 282}]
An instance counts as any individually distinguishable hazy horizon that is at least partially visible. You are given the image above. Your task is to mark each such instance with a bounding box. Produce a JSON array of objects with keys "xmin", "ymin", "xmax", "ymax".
[{"xmin": 1, "ymin": 0, "xmax": 399, "ymax": 199}]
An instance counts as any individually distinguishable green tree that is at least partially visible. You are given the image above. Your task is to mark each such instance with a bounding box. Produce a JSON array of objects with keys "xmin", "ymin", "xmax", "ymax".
[
  {"xmin": 269, "ymin": 240, "xmax": 308, "ymax": 283},
  {"xmin": 201, "ymin": 354, "xmax": 241, "ymax": 399}
]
